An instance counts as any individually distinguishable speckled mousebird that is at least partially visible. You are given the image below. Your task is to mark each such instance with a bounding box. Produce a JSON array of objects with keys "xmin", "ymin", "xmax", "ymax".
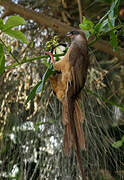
[{"xmin": 47, "ymin": 30, "xmax": 89, "ymax": 180}]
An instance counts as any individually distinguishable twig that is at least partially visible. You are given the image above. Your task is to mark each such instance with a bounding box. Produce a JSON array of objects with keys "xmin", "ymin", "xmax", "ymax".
[
  {"xmin": 88, "ymin": 24, "xmax": 124, "ymax": 46},
  {"xmin": 5, "ymin": 53, "xmax": 65, "ymax": 70},
  {"xmin": 77, "ymin": 0, "xmax": 83, "ymax": 23},
  {"xmin": 0, "ymin": 38, "xmax": 20, "ymax": 64}
]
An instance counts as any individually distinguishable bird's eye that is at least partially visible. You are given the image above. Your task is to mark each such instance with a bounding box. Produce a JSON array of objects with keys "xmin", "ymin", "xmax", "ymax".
[
  {"xmin": 66, "ymin": 30, "xmax": 79, "ymax": 37},
  {"xmin": 72, "ymin": 31, "xmax": 79, "ymax": 35}
]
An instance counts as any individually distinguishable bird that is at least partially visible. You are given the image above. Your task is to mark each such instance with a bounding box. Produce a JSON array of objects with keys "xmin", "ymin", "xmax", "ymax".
[{"xmin": 47, "ymin": 30, "xmax": 89, "ymax": 180}]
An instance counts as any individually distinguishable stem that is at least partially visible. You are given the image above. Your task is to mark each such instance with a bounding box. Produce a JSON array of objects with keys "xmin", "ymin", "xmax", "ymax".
[
  {"xmin": 0, "ymin": 38, "xmax": 20, "ymax": 64},
  {"xmin": 5, "ymin": 53, "xmax": 65, "ymax": 69},
  {"xmin": 88, "ymin": 23, "xmax": 124, "ymax": 46}
]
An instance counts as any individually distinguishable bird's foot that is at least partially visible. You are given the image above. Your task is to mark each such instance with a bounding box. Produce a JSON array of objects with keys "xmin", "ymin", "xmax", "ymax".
[{"xmin": 45, "ymin": 51, "xmax": 55, "ymax": 64}]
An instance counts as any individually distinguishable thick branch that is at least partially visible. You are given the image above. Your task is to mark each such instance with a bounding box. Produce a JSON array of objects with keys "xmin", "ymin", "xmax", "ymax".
[
  {"xmin": 93, "ymin": 40, "xmax": 124, "ymax": 61},
  {"xmin": 0, "ymin": 0, "xmax": 73, "ymax": 34},
  {"xmin": 0, "ymin": 0, "xmax": 124, "ymax": 61}
]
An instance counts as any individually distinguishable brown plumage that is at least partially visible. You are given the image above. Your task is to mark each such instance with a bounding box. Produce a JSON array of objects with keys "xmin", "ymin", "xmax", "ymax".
[{"xmin": 49, "ymin": 30, "xmax": 89, "ymax": 180}]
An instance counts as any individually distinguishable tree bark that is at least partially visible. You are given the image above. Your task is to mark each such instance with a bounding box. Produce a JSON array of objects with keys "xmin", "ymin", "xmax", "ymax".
[
  {"xmin": 93, "ymin": 40, "xmax": 124, "ymax": 62},
  {"xmin": 0, "ymin": 0, "xmax": 73, "ymax": 34}
]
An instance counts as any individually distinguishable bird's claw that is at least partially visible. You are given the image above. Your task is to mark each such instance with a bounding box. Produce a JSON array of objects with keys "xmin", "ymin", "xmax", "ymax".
[{"xmin": 45, "ymin": 51, "xmax": 55, "ymax": 64}]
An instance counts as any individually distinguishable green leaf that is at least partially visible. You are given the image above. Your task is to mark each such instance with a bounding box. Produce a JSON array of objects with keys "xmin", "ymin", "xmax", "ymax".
[
  {"xmin": 99, "ymin": 19, "xmax": 110, "ymax": 33},
  {"xmin": 110, "ymin": 0, "xmax": 119, "ymax": 11},
  {"xmin": 6, "ymin": 46, "xmax": 11, "ymax": 53},
  {"xmin": 36, "ymin": 82, "xmax": 42, "ymax": 94},
  {"xmin": 99, "ymin": 10, "xmax": 110, "ymax": 24},
  {"xmin": 83, "ymin": 30, "xmax": 90, "ymax": 40},
  {"xmin": 42, "ymin": 59, "xmax": 50, "ymax": 67},
  {"xmin": 112, "ymin": 140, "xmax": 123, "ymax": 148},
  {"xmin": 94, "ymin": 0, "xmax": 120, "ymax": 34},
  {"xmin": 108, "ymin": 16, "xmax": 114, "ymax": 29},
  {"xmin": 109, "ymin": 0, "xmax": 120, "ymax": 25},
  {"xmin": 0, "ymin": 43, "xmax": 5, "ymax": 75},
  {"xmin": 25, "ymin": 65, "xmax": 55, "ymax": 104},
  {"xmin": 3, "ymin": 16, "xmax": 27, "ymax": 31},
  {"xmin": 36, "ymin": 65, "xmax": 55, "ymax": 94},
  {"xmin": 95, "ymin": 23, "xmax": 103, "ymax": 34},
  {"xmin": 5, "ymin": 29, "xmax": 28, "ymax": 44},
  {"xmin": 25, "ymin": 80, "xmax": 42, "ymax": 105},
  {"xmin": 94, "ymin": 10, "xmax": 110, "ymax": 33},
  {"xmin": 109, "ymin": 31, "xmax": 118, "ymax": 51},
  {"xmin": 79, "ymin": 16, "xmax": 94, "ymax": 34},
  {"xmin": 0, "ymin": 18, "xmax": 4, "ymax": 30},
  {"xmin": 109, "ymin": 11, "xmax": 115, "ymax": 27},
  {"xmin": 121, "ymin": 136, "xmax": 124, "ymax": 143},
  {"xmin": 108, "ymin": 16, "xmax": 118, "ymax": 51}
]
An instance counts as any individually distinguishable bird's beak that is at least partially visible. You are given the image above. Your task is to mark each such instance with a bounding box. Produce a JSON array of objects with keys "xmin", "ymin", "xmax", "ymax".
[
  {"xmin": 66, "ymin": 32, "xmax": 72, "ymax": 37},
  {"xmin": 66, "ymin": 32, "xmax": 74, "ymax": 39}
]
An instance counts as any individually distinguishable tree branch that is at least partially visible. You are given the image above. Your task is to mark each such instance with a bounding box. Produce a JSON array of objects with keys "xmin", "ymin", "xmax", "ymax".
[
  {"xmin": 0, "ymin": 0, "xmax": 124, "ymax": 62},
  {"xmin": 93, "ymin": 40, "xmax": 124, "ymax": 61},
  {"xmin": 0, "ymin": 0, "xmax": 73, "ymax": 34}
]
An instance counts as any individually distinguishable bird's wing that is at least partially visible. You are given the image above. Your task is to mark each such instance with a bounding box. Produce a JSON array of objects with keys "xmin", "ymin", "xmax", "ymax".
[{"xmin": 69, "ymin": 44, "xmax": 88, "ymax": 95}]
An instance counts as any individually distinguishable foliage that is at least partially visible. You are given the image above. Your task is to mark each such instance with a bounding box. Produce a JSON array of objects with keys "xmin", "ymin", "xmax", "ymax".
[
  {"xmin": 0, "ymin": 43, "xmax": 5, "ymax": 75},
  {"xmin": 0, "ymin": 16, "xmax": 27, "ymax": 75},
  {"xmin": 80, "ymin": 0, "xmax": 121, "ymax": 52},
  {"xmin": 112, "ymin": 135, "xmax": 124, "ymax": 148},
  {"xmin": 0, "ymin": 16, "xmax": 27, "ymax": 43}
]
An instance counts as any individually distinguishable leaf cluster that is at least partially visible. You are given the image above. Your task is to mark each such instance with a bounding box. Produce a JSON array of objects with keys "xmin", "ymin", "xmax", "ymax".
[
  {"xmin": 80, "ymin": 0, "xmax": 122, "ymax": 51},
  {"xmin": 0, "ymin": 16, "xmax": 27, "ymax": 75}
]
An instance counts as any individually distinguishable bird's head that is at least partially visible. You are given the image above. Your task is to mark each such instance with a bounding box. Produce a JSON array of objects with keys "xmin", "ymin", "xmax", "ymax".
[
  {"xmin": 66, "ymin": 30, "xmax": 80, "ymax": 39},
  {"xmin": 66, "ymin": 30, "xmax": 86, "ymax": 43}
]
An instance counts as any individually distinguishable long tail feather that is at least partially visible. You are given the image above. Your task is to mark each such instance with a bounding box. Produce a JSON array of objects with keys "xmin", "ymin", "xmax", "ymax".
[
  {"xmin": 64, "ymin": 123, "xmax": 73, "ymax": 155},
  {"xmin": 68, "ymin": 97, "xmax": 86, "ymax": 180},
  {"xmin": 63, "ymin": 84, "xmax": 86, "ymax": 179},
  {"xmin": 63, "ymin": 98, "xmax": 85, "ymax": 155},
  {"xmin": 74, "ymin": 99, "xmax": 85, "ymax": 150}
]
